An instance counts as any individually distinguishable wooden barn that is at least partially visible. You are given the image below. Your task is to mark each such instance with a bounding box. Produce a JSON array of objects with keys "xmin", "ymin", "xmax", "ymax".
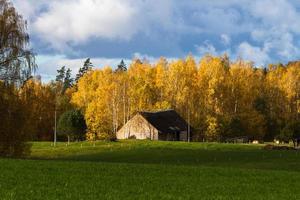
[{"xmin": 116, "ymin": 110, "xmax": 191, "ymax": 141}]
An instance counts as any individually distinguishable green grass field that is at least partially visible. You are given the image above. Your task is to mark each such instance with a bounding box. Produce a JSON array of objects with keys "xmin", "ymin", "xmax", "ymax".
[{"xmin": 1, "ymin": 140, "xmax": 300, "ymax": 199}]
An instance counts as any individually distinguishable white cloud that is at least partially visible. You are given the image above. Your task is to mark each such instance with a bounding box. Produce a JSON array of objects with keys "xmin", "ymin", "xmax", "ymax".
[
  {"xmin": 275, "ymin": 33, "xmax": 299, "ymax": 58},
  {"xmin": 36, "ymin": 54, "xmax": 131, "ymax": 82},
  {"xmin": 35, "ymin": 52, "xmax": 181, "ymax": 82},
  {"xmin": 12, "ymin": 0, "xmax": 34, "ymax": 21},
  {"xmin": 221, "ymin": 34, "xmax": 231, "ymax": 45},
  {"xmin": 12, "ymin": 0, "xmax": 43, "ymax": 21},
  {"xmin": 237, "ymin": 42, "xmax": 270, "ymax": 66},
  {"xmin": 132, "ymin": 52, "xmax": 159, "ymax": 63},
  {"xmin": 247, "ymin": 0, "xmax": 300, "ymax": 62},
  {"xmin": 195, "ymin": 41, "xmax": 217, "ymax": 56},
  {"xmin": 32, "ymin": 0, "xmax": 140, "ymax": 50},
  {"xmin": 251, "ymin": 28, "xmax": 300, "ymax": 60},
  {"xmin": 251, "ymin": 30, "xmax": 267, "ymax": 41},
  {"xmin": 248, "ymin": 0, "xmax": 300, "ymax": 33},
  {"xmin": 11, "ymin": 0, "xmax": 300, "ymax": 68},
  {"xmin": 13, "ymin": 0, "xmax": 179, "ymax": 52},
  {"xmin": 191, "ymin": 7, "xmax": 247, "ymax": 35}
]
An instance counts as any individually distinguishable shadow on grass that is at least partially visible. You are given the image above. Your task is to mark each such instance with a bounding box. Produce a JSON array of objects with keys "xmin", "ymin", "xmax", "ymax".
[{"xmin": 29, "ymin": 143, "xmax": 300, "ymax": 172}]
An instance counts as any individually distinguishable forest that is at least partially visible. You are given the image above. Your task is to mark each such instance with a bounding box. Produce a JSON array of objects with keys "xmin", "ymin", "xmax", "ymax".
[
  {"xmin": 3, "ymin": 55, "xmax": 300, "ymax": 148},
  {"xmin": 61, "ymin": 56, "xmax": 300, "ymax": 143}
]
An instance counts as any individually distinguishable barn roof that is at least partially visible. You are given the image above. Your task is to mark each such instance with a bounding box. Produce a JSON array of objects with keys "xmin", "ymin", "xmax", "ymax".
[{"xmin": 139, "ymin": 109, "xmax": 189, "ymax": 133}]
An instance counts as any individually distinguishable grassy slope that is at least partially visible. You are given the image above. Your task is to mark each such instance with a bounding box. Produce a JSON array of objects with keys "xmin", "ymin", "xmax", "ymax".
[{"xmin": 1, "ymin": 140, "xmax": 300, "ymax": 199}]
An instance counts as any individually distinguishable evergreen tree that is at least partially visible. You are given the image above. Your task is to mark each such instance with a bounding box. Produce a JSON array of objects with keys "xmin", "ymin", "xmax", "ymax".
[
  {"xmin": 115, "ymin": 59, "xmax": 127, "ymax": 72},
  {"xmin": 56, "ymin": 66, "xmax": 66, "ymax": 83},
  {"xmin": 75, "ymin": 58, "xmax": 93, "ymax": 83},
  {"xmin": 83, "ymin": 58, "xmax": 93, "ymax": 71},
  {"xmin": 63, "ymin": 68, "xmax": 73, "ymax": 92},
  {"xmin": 55, "ymin": 66, "xmax": 73, "ymax": 94}
]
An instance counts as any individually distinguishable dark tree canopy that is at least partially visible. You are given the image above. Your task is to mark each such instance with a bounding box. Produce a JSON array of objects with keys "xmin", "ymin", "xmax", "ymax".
[
  {"xmin": 115, "ymin": 59, "xmax": 127, "ymax": 72},
  {"xmin": 0, "ymin": 0, "xmax": 35, "ymax": 157},
  {"xmin": 0, "ymin": 0, "xmax": 36, "ymax": 84},
  {"xmin": 82, "ymin": 58, "xmax": 93, "ymax": 71},
  {"xmin": 0, "ymin": 82, "xmax": 31, "ymax": 156},
  {"xmin": 64, "ymin": 68, "xmax": 73, "ymax": 91},
  {"xmin": 55, "ymin": 66, "xmax": 73, "ymax": 94},
  {"xmin": 75, "ymin": 58, "xmax": 93, "ymax": 83},
  {"xmin": 277, "ymin": 121, "xmax": 300, "ymax": 144},
  {"xmin": 57, "ymin": 109, "xmax": 87, "ymax": 141},
  {"xmin": 55, "ymin": 66, "xmax": 66, "ymax": 83}
]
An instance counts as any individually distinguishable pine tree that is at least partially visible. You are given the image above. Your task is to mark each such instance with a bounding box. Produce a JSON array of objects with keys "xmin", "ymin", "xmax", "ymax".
[
  {"xmin": 63, "ymin": 68, "xmax": 73, "ymax": 93},
  {"xmin": 56, "ymin": 66, "xmax": 66, "ymax": 83},
  {"xmin": 75, "ymin": 58, "xmax": 93, "ymax": 83},
  {"xmin": 115, "ymin": 60, "xmax": 127, "ymax": 72}
]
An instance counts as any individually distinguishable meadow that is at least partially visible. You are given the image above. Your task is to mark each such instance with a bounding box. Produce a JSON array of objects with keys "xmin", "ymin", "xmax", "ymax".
[{"xmin": 1, "ymin": 140, "xmax": 300, "ymax": 199}]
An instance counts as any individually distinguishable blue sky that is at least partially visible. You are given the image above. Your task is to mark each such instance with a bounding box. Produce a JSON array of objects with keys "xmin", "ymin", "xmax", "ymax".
[{"xmin": 12, "ymin": 0, "xmax": 300, "ymax": 81}]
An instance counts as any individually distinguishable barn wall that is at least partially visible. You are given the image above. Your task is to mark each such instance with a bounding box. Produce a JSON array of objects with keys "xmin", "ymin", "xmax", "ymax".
[
  {"xmin": 117, "ymin": 114, "xmax": 158, "ymax": 140},
  {"xmin": 158, "ymin": 133, "xmax": 176, "ymax": 141},
  {"xmin": 158, "ymin": 131, "xmax": 188, "ymax": 141},
  {"xmin": 180, "ymin": 131, "xmax": 187, "ymax": 141}
]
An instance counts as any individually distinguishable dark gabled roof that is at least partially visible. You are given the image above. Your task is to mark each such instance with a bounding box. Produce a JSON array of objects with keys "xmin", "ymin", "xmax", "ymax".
[{"xmin": 139, "ymin": 109, "xmax": 189, "ymax": 133}]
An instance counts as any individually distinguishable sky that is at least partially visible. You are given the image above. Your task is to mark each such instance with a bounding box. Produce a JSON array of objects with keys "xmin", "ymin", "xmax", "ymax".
[{"xmin": 11, "ymin": 0, "xmax": 300, "ymax": 81}]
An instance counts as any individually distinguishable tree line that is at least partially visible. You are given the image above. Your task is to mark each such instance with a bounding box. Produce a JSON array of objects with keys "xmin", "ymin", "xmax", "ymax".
[{"xmin": 72, "ymin": 56, "xmax": 300, "ymax": 142}]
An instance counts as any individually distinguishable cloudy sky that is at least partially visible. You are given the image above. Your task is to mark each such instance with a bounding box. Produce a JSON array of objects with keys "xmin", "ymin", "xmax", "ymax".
[{"xmin": 11, "ymin": 0, "xmax": 300, "ymax": 81}]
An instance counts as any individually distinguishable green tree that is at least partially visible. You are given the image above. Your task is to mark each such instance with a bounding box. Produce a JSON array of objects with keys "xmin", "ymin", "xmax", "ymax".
[
  {"xmin": 55, "ymin": 66, "xmax": 73, "ymax": 94},
  {"xmin": 56, "ymin": 66, "xmax": 66, "ymax": 83},
  {"xmin": 222, "ymin": 117, "xmax": 245, "ymax": 139},
  {"xmin": 57, "ymin": 109, "xmax": 87, "ymax": 143},
  {"xmin": 75, "ymin": 58, "xmax": 93, "ymax": 83},
  {"xmin": 63, "ymin": 68, "xmax": 73, "ymax": 92},
  {"xmin": 115, "ymin": 59, "xmax": 127, "ymax": 72}
]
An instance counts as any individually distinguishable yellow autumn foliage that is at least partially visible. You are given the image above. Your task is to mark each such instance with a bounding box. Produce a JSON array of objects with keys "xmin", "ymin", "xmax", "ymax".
[{"xmin": 71, "ymin": 55, "xmax": 300, "ymax": 141}]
